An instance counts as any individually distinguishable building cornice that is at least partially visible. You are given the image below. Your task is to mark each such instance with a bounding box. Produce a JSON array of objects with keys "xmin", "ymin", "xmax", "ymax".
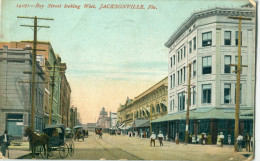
[{"xmin": 165, "ymin": 7, "xmax": 255, "ymax": 48}]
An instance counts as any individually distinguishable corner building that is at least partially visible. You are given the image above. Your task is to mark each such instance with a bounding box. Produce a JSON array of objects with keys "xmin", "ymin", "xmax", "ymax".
[{"xmin": 157, "ymin": 6, "xmax": 255, "ymax": 144}]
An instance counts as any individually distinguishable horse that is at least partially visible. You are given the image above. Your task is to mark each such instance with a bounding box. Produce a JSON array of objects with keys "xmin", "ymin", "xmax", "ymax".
[{"xmin": 24, "ymin": 128, "xmax": 50, "ymax": 159}]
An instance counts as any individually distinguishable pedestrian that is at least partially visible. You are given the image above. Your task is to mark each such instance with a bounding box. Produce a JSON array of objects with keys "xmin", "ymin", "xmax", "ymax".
[
  {"xmin": 245, "ymin": 132, "xmax": 250, "ymax": 152},
  {"xmin": 150, "ymin": 132, "xmax": 156, "ymax": 147},
  {"xmin": 0, "ymin": 130, "xmax": 10, "ymax": 157},
  {"xmin": 192, "ymin": 134, "xmax": 196, "ymax": 144},
  {"xmin": 237, "ymin": 134, "xmax": 243, "ymax": 152},
  {"xmin": 207, "ymin": 133, "xmax": 212, "ymax": 145},
  {"xmin": 98, "ymin": 131, "xmax": 103, "ymax": 139},
  {"xmin": 158, "ymin": 131, "xmax": 164, "ymax": 146},
  {"xmin": 216, "ymin": 133, "xmax": 221, "ymax": 146},
  {"xmin": 219, "ymin": 132, "xmax": 224, "ymax": 147}
]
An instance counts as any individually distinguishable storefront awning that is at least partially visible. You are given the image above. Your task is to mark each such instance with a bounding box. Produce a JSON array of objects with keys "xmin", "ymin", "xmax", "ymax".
[
  {"xmin": 132, "ymin": 119, "xmax": 150, "ymax": 128},
  {"xmin": 151, "ymin": 108, "xmax": 253, "ymax": 123}
]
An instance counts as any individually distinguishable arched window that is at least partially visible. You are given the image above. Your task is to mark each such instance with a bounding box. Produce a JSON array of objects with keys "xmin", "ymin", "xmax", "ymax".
[
  {"xmin": 156, "ymin": 104, "xmax": 160, "ymax": 113},
  {"xmin": 152, "ymin": 107, "xmax": 155, "ymax": 113}
]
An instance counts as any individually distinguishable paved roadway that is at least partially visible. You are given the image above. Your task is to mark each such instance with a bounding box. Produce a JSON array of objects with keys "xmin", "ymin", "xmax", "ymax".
[
  {"xmin": 64, "ymin": 133, "xmax": 252, "ymax": 160},
  {"xmin": 22, "ymin": 132, "xmax": 252, "ymax": 160}
]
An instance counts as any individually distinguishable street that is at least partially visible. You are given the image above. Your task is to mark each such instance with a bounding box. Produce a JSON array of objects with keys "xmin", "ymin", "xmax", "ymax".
[{"xmin": 61, "ymin": 133, "xmax": 252, "ymax": 160}]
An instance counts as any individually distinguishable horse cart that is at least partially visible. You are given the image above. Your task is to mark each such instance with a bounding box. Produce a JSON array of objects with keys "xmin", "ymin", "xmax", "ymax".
[
  {"xmin": 38, "ymin": 125, "xmax": 74, "ymax": 159},
  {"xmin": 74, "ymin": 126, "xmax": 84, "ymax": 141}
]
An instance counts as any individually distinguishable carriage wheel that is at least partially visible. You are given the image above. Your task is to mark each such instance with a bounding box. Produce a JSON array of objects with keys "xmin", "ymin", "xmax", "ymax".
[
  {"xmin": 47, "ymin": 148, "xmax": 53, "ymax": 158},
  {"xmin": 68, "ymin": 142, "xmax": 74, "ymax": 157},
  {"xmin": 39, "ymin": 146, "xmax": 48, "ymax": 159},
  {"xmin": 59, "ymin": 143, "xmax": 69, "ymax": 158}
]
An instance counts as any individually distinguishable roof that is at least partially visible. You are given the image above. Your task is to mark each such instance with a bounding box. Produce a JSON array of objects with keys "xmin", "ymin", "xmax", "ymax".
[
  {"xmin": 152, "ymin": 108, "xmax": 253, "ymax": 123},
  {"xmin": 100, "ymin": 107, "xmax": 108, "ymax": 115},
  {"xmin": 44, "ymin": 124, "xmax": 65, "ymax": 129},
  {"xmin": 165, "ymin": 7, "xmax": 255, "ymax": 48}
]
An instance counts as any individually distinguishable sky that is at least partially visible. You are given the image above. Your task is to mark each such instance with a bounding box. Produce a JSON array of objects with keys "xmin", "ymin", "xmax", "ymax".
[{"xmin": 0, "ymin": 0, "xmax": 248, "ymax": 123}]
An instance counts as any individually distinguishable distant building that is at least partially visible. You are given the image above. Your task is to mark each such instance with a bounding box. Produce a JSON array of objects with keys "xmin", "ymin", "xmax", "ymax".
[
  {"xmin": 97, "ymin": 107, "xmax": 111, "ymax": 131},
  {"xmin": 110, "ymin": 112, "xmax": 117, "ymax": 128},
  {"xmin": 86, "ymin": 123, "xmax": 97, "ymax": 132},
  {"xmin": 0, "ymin": 46, "xmax": 45, "ymax": 137}
]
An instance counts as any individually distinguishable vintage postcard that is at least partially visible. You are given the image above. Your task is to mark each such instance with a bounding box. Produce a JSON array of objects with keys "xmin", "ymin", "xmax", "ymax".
[{"xmin": 0, "ymin": 0, "xmax": 257, "ymax": 160}]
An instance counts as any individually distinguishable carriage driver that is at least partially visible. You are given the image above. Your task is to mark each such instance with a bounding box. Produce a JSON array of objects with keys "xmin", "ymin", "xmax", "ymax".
[{"xmin": 52, "ymin": 128, "xmax": 59, "ymax": 137}]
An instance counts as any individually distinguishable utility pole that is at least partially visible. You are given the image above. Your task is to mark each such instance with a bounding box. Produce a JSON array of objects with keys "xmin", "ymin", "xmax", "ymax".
[
  {"xmin": 185, "ymin": 63, "xmax": 192, "ymax": 144},
  {"xmin": 18, "ymin": 16, "xmax": 53, "ymax": 131},
  {"xmin": 228, "ymin": 16, "xmax": 251, "ymax": 152},
  {"xmin": 150, "ymin": 106, "xmax": 153, "ymax": 136}
]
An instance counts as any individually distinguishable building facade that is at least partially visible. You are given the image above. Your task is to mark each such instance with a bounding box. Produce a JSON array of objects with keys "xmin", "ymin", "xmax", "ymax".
[
  {"xmin": 0, "ymin": 46, "xmax": 45, "ymax": 137},
  {"xmin": 0, "ymin": 41, "xmax": 71, "ymax": 127},
  {"xmin": 59, "ymin": 62, "xmax": 71, "ymax": 127},
  {"xmin": 156, "ymin": 6, "xmax": 255, "ymax": 144},
  {"xmin": 117, "ymin": 77, "xmax": 168, "ymax": 136}
]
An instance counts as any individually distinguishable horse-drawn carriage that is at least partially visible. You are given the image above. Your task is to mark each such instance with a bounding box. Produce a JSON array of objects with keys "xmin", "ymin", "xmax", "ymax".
[
  {"xmin": 25, "ymin": 125, "xmax": 74, "ymax": 159},
  {"xmin": 41, "ymin": 124, "xmax": 74, "ymax": 158},
  {"xmin": 74, "ymin": 126, "xmax": 84, "ymax": 141}
]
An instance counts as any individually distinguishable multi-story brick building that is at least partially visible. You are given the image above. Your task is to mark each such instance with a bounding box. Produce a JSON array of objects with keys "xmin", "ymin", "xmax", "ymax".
[
  {"xmin": 153, "ymin": 6, "xmax": 255, "ymax": 144},
  {"xmin": 0, "ymin": 45, "xmax": 45, "ymax": 137}
]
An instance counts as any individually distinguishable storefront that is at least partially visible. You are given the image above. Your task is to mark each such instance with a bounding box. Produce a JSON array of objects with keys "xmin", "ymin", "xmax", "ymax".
[{"xmin": 152, "ymin": 108, "xmax": 253, "ymax": 144}]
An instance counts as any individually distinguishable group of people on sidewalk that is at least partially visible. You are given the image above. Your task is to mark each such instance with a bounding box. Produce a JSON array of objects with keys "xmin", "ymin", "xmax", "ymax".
[{"xmin": 150, "ymin": 131, "xmax": 164, "ymax": 147}]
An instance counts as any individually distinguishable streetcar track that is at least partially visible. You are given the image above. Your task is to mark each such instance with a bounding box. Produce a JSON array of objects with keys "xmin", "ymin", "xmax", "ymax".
[{"xmin": 94, "ymin": 135, "xmax": 143, "ymax": 160}]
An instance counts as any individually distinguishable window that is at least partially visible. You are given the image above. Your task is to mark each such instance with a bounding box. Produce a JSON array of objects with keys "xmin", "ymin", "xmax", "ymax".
[
  {"xmin": 173, "ymin": 55, "xmax": 175, "ymax": 65},
  {"xmin": 202, "ymin": 84, "xmax": 211, "ymax": 104},
  {"xmin": 224, "ymin": 56, "xmax": 231, "ymax": 73},
  {"xmin": 170, "ymin": 75, "xmax": 173, "ymax": 88},
  {"xmin": 224, "ymin": 84, "xmax": 231, "ymax": 103},
  {"xmin": 235, "ymin": 56, "xmax": 242, "ymax": 74},
  {"xmin": 224, "ymin": 31, "xmax": 231, "ymax": 45},
  {"xmin": 193, "ymin": 87, "xmax": 196, "ymax": 105},
  {"xmin": 184, "ymin": 46, "xmax": 186, "ymax": 58},
  {"xmin": 183, "ymin": 67, "xmax": 186, "ymax": 82},
  {"xmin": 202, "ymin": 56, "xmax": 212, "ymax": 74},
  {"xmin": 178, "ymin": 51, "xmax": 180, "ymax": 62},
  {"xmin": 172, "ymin": 99, "xmax": 174, "ymax": 111},
  {"xmin": 235, "ymin": 31, "xmax": 242, "ymax": 46},
  {"xmin": 170, "ymin": 57, "xmax": 172, "ymax": 68},
  {"xmin": 202, "ymin": 32, "xmax": 212, "ymax": 47},
  {"xmin": 178, "ymin": 71, "xmax": 180, "ymax": 85},
  {"xmin": 193, "ymin": 37, "xmax": 196, "ymax": 50},
  {"xmin": 189, "ymin": 41, "xmax": 192, "ymax": 53},
  {"xmin": 181, "ymin": 68, "xmax": 183, "ymax": 84},
  {"xmin": 170, "ymin": 100, "xmax": 172, "ymax": 111},
  {"xmin": 173, "ymin": 74, "xmax": 175, "ymax": 87},
  {"xmin": 235, "ymin": 84, "xmax": 242, "ymax": 104},
  {"xmin": 178, "ymin": 92, "xmax": 185, "ymax": 111},
  {"xmin": 181, "ymin": 49, "xmax": 183, "ymax": 60},
  {"xmin": 193, "ymin": 60, "xmax": 196, "ymax": 77}
]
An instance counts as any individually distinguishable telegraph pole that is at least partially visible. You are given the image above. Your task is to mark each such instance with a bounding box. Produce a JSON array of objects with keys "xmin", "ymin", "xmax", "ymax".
[
  {"xmin": 150, "ymin": 106, "xmax": 153, "ymax": 135},
  {"xmin": 49, "ymin": 66, "xmax": 56, "ymax": 125},
  {"xmin": 185, "ymin": 63, "xmax": 192, "ymax": 144},
  {"xmin": 18, "ymin": 16, "xmax": 53, "ymax": 131},
  {"xmin": 228, "ymin": 16, "xmax": 251, "ymax": 152}
]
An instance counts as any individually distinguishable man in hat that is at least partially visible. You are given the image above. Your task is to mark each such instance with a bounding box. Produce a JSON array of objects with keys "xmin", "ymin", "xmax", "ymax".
[
  {"xmin": 158, "ymin": 131, "xmax": 164, "ymax": 146},
  {"xmin": 150, "ymin": 132, "xmax": 156, "ymax": 147},
  {"xmin": 0, "ymin": 130, "xmax": 10, "ymax": 157}
]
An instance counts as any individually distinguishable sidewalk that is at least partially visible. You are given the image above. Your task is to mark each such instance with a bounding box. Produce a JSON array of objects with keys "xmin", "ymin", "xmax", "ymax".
[{"xmin": 0, "ymin": 141, "xmax": 31, "ymax": 159}]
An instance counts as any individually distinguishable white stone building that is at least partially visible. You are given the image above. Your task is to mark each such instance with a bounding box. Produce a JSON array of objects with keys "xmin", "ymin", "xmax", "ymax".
[{"xmin": 153, "ymin": 6, "xmax": 255, "ymax": 144}]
